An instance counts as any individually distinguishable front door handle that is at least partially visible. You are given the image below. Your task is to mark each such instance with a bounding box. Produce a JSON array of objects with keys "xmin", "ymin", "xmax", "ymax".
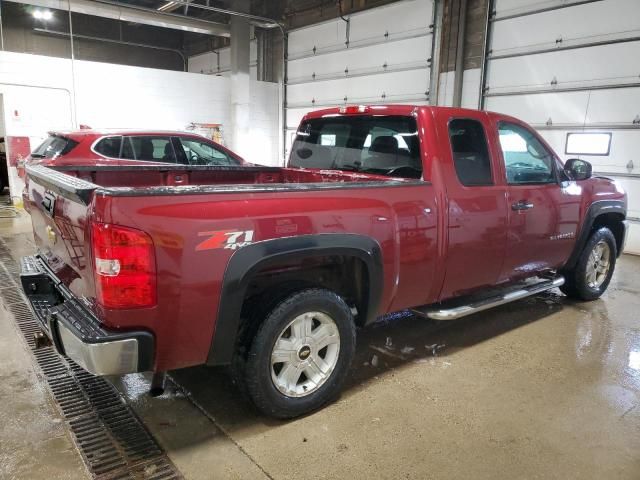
[{"xmin": 512, "ymin": 201, "xmax": 534, "ymax": 211}]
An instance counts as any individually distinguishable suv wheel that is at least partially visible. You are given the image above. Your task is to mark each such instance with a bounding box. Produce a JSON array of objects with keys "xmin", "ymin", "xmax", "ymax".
[
  {"xmin": 243, "ymin": 288, "xmax": 356, "ymax": 419},
  {"xmin": 561, "ymin": 227, "xmax": 617, "ymax": 301}
]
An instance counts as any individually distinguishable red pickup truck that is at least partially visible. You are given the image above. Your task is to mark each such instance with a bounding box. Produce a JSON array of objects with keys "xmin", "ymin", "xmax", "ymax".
[{"xmin": 21, "ymin": 105, "xmax": 627, "ymax": 418}]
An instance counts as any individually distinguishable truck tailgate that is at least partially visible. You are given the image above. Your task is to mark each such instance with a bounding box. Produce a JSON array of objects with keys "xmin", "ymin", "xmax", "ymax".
[{"xmin": 25, "ymin": 165, "xmax": 97, "ymax": 302}]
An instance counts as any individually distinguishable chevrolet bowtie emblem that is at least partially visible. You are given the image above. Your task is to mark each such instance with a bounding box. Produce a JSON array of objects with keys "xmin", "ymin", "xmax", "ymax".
[{"xmin": 46, "ymin": 225, "xmax": 57, "ymax": 245}]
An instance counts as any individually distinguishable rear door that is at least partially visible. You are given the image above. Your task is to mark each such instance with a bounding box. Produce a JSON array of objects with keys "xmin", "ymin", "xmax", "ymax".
[
  {"xmin": 175, "ymin": 137, "xmax": 239, "ymax": 166},
  {"xmin": 436, "ymin": 110, "xmax": 509, "ymax": 300},
  {"xmin": 120, "ymin": 136, "xmax": 177, "ymax": 165},
  {"xmin": 492, "ymin": 117, "xmax": 581, "ymax": 280}
]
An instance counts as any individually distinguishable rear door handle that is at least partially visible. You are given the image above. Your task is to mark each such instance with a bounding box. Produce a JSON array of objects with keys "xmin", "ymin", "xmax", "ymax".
[{"xmin": 512, "ymin": 201, "xmax": 534, "ymax": 211}]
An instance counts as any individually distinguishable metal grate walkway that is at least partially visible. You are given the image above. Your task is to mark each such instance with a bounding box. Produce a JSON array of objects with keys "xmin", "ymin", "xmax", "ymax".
[{"xmin": 0, "ymin": 238, "xmax": 183, "ymax": 480}]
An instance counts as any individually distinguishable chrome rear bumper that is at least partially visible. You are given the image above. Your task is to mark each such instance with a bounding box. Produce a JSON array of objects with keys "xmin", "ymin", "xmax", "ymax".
[{"xmin": 20, "ymin": 255, "xmax": 154, "ymax": 375}]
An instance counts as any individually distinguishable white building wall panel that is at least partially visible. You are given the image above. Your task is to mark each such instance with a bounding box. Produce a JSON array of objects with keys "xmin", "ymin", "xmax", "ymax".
[
  {"xmin": 287, "ymin": 68, "xmax": 430, "ymax": 108},
  {"xmin": 491, "ymin": 0, "xmax": 640, "ymax": 54},
  {"xmin": 484, "ymin": 0, "xmax": 640, "ymax": 252},
  {"xmin": 535, "ymin": 130, "xmax": 640, "ymax": 174},
  {"xmin": 494, "ymin": 0, "xmax": 596, "ymax": 16},
  {"xmin": 287, "ymin": 36, "xmax": 430, "ymax": 83},
  {"xmin": 285, "ymin": 0, "xmax": 434, "ymax": 158},
  {"xmin": 288, "ymin": 0, "xmax": 432, "ymax": 58},
  {"xmin": 487, "ymin": 42, "xmax": 639, "ymax": 92}
]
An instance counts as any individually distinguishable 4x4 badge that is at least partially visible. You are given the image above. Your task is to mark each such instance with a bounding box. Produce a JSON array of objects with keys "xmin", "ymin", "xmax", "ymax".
[{"xmin": 196, "ymin": 230, "xmax": 254, "ymax": 251}]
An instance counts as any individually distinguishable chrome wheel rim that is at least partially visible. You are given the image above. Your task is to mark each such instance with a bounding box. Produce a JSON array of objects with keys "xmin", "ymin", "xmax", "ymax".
[
  {"xmin": 270, "ymin": 311, "xmax": 340, "ymax": 398},
  {"xmin": 586, "ymin": 241, "xmax": 611, "ymax": 289}
]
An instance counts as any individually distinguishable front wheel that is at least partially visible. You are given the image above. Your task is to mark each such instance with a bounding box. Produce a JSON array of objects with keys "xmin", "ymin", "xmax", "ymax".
[
  {"xmin": 561, "ymin": 227, "xmax": 617, "ymax": 301},
  {"xmin": 244, "ymin": 288, "xmax": 356, "ymax": 419}
]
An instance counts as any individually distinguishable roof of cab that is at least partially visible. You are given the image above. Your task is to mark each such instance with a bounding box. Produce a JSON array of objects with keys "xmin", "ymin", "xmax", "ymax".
[{"xmin": 303, "ymin": 105, "xmax": 503, "ymax": 119}]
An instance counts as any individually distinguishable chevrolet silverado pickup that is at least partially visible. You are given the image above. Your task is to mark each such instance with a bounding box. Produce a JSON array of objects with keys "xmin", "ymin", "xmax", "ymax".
[{"xmin": 20, "ymin": 105, "xmax": 628, "ymax": 418}]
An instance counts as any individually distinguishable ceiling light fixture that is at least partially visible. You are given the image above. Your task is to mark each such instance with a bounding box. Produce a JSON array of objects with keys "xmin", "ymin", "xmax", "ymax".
[{"xmin": 33, "ymin": 9, "xmax": 53, "ymax": 20}]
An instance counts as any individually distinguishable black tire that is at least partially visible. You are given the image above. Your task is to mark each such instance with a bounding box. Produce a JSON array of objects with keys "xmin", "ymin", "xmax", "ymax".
[
  {"xmin": 243, "ymin": 288, "xmax": 356, "ymax": 419},
  {"xmin": 560, "ymin": 227, "xmax": 617, "ymax": 301}
]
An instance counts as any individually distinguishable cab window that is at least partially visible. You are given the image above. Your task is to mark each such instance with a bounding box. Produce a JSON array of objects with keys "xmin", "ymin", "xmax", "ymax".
[
  {"xmin": 31, "ymin": 135, "xmax": 78, "ymax": 159},
  {"xmin": 498, "ymin": 122, "xmax": 555, "ymax": 184},
  {"xmin": 94, "ymin": 136, "xmax": 122, "ymax": 158},
  {"xmin": 121, "ymin": 136, "xmax": 176, "ymax": 163},
  {"xmin": 177, "ymin": 138, "xmax": 238, "ymax": 166},
  {"xmin": 448, "ymin": 119, "xmax": 493, "ymax": 186}
]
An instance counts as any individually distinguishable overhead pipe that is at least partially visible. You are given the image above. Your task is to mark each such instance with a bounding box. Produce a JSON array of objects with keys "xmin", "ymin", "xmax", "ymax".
[
  {"xmin": 136, "ymin": 0, "xmax": 289, "ymax": 161},
  {"xmin": 33, "ymin": 28, "xmax": 188, "ymax": 71},
  {"xmin": 9, "ymin": 0, "xmax": 230, "ymax": 36},
  {"xmin": 429, "ymin": 0, "xmax": 444, "ymax": 106},
  {"xmin": 452, "ymin": 0, "xmax": 468, "ymax": 107},
  {"xmin": 478, "ymin": 0, "xmax": 494, "ymax": 109}
]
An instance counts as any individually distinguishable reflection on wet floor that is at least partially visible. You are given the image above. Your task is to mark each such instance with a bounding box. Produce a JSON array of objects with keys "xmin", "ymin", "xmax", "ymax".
[{"xmin": 130, "ymin": 256, "xmax": 640, "ymax": 480}]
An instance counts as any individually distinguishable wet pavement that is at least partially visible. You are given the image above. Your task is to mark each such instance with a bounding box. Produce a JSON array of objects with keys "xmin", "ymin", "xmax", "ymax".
[
  {"xmin": 1, "ymin": 207, "xmax": 639, "ymax": 479},
  {"xmin": 0, "ymin": 210, "xmax": 87, "ymax": 480}
]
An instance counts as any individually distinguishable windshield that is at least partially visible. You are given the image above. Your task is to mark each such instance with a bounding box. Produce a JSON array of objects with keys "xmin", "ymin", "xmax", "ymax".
[
  {"xmin": 289, "ymin": 115, "xmax": 422, "ymax": 179},
  {"xmin": 31, "ymin": 135, "xmax": 78, "ymax": 159}
]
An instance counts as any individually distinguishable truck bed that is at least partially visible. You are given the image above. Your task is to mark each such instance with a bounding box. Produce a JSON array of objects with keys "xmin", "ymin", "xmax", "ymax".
[{"xmin": 28, "ymin": 165, "xmax": 417, "ymax": 203}]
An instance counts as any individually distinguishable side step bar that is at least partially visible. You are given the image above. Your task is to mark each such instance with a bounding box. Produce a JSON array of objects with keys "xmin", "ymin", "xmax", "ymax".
[{"xmin": 412, "ymin": 276, "xmax": 565, "ymax": 321}]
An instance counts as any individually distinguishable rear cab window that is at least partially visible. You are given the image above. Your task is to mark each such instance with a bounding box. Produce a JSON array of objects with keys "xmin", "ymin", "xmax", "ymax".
[
  {"xmin": 289, "ymin": 115, "xmax": 422, "ymax": 179},
  {"xmin": 31, "ymin": 135, "xmax": 79, "ymax": 159}
]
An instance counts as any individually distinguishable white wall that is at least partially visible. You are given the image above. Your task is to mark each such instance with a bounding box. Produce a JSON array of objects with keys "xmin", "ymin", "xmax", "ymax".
[
  {"xmin": 188, "ymin": 39, "xmax": 258, "ymax": 79},
  {"xmin": 0, "ymin": 50, "xmax": 280, "ymax": 199}
]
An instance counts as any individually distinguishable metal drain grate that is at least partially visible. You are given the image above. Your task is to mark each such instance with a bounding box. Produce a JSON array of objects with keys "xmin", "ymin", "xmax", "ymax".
[{"xmin": 0, "ymin": 238, "xmax": 183, "ymax": 480}]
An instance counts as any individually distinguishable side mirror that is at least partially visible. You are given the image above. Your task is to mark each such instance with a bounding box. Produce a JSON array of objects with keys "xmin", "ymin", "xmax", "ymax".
[{"xmin": 564, "ymin": 158, "xmax": 592, "ymax": 181}]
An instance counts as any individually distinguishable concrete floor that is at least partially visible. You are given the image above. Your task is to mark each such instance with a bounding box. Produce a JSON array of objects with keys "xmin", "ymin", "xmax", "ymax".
[{"xmin": 1, "ymin": 207, "xmax": 639, "ymax": 479}]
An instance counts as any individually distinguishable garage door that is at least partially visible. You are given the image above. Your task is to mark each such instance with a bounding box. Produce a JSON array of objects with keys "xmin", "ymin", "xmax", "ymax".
[
  {"xmin": 285, "ymin": 0, "xmax": 435, "ymax": 154},
  {"xmin": 481, "ymin": 0, "xmax": 640, "ymax": 253}
]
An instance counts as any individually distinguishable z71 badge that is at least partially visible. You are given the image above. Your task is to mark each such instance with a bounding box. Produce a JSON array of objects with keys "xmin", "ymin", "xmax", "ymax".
[{"xmin": 196, "ymin": 229, "xmax": 254, "ymax": 251}]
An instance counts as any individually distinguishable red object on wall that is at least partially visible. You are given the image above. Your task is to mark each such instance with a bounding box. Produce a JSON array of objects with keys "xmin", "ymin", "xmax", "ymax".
[{"xmin": 7, "ymin": 136, "xmax": 31, "ymax": 167}]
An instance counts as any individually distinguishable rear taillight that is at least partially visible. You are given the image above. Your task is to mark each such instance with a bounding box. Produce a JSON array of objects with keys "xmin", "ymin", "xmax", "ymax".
[{"xmin": 91, "ymin": 222, "xmax": 156, "ymax": 309}]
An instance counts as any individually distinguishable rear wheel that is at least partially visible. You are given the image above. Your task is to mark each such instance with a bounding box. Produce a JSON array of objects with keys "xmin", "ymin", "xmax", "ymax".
[
  {"xmin": 561, "ymin": 227, "xmax": 617, "ymax": 301},
  {"xmin": 243, "ymin": 288, "xmax": 356, "ymax": 419}
]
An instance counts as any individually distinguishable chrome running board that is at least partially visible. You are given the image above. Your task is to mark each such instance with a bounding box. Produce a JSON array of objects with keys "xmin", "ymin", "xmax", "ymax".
[{"xmin": 412, "ymin": 276, "xmax": 565, "ymax": 321}]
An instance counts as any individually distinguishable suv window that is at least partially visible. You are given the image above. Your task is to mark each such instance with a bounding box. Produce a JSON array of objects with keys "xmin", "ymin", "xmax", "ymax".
[
  {"xmin": 31, "ymin": 135, "xmax": 79, "ymax": 159},
  {"xmin": 289, "ymin": 116, "xmax": 421, "ymax": 179},
  {"xmin": 448, "ymin": 119, "xmax": 493, "ymax": 186},
  {"xmin": 94, "ymin": 136, "xmax": 122, "ymax": 158},
  {"xmin": 498, "ymin": 122, "xmax": 555, "ymax": 184},
  {"xmin": 178, "ymin": 138, "xmax": 237, "ymax": 166},
  {"xmin": 121, "ymin": 136, "xmax": 176, "ymax": 163}
]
